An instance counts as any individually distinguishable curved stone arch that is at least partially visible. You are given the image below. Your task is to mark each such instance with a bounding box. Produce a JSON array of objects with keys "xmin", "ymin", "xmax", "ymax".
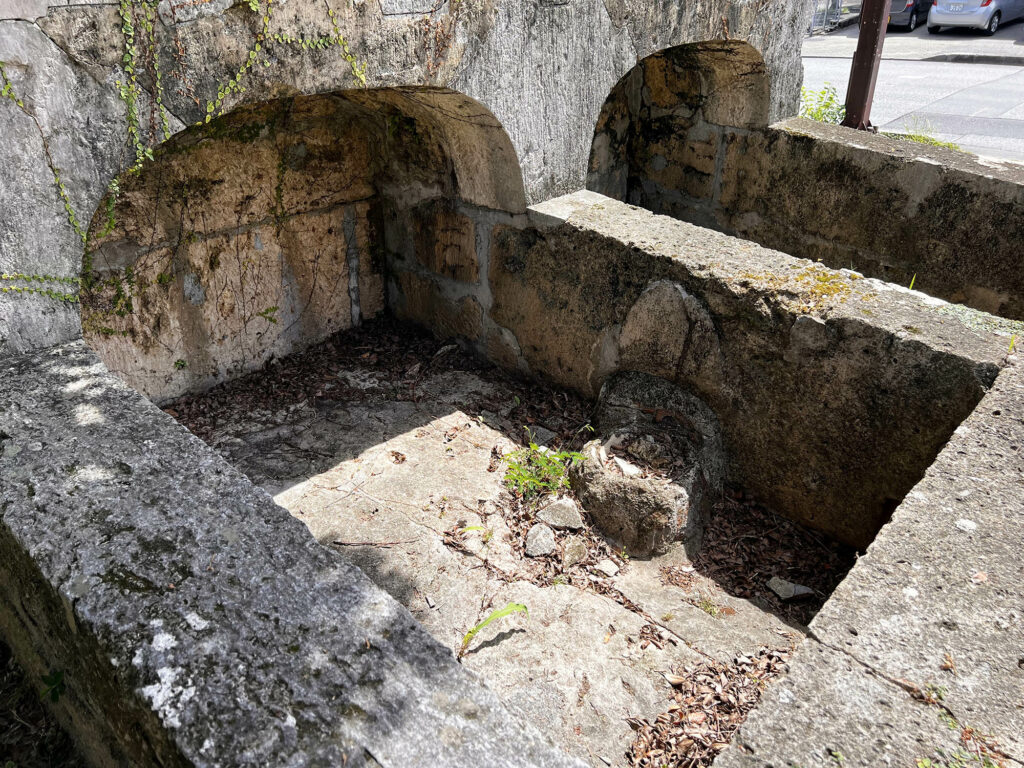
[
  {"xmin": 586, "ymin": 40, "xmax": 770, "ymax": 221},
  {"xmin": 81, "ymin": 86, "xmax": 526, "ymax": 402}
]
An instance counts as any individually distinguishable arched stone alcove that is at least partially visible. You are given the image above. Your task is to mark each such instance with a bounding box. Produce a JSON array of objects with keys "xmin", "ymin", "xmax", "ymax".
[
  {"xmin": 81, "ymin": 87, "xmax": 526, "ymax": 402},
  {"xmin": 587, "ymin": 40, "xmax": 770, "ymax": 227}
]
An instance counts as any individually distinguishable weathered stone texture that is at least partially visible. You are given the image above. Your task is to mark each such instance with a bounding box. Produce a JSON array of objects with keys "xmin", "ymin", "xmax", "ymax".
[
  {"xmin": 587, "ymin": 40, "xmax": 771, "ymax": 215},
  {"xmin": 1, "ymin": 0, "xmax": 806, "ymax": 355},
  {"xmin": 393, "ymin": 270, "xmax": 484, "ymax": 341},
  {"xmin": 0, "ymin": 20, "xmax": 123, "ymax": 354},
  {"xmin": 80, "ymin": 89, "xmax": 517, "ymax": 402},
  {"xmin": 486, "ymin": 192, "xmax": 1009, "ymax": 548},
  {"xmin": 0, "ymin": 341, "xmax": 585, "ymax": 768},
  {"xmin": 570, "ymin": 372, "xmax": 724, "ymax": 557},
  {"xmin": 81, "ymin": 97, "xmax": 387, "ymax": 403},
  {"xmin": 715, "ymin": 639, "xmax": 971, "ymax": 767},
  {"xmin": 719, "ymin": 360, "xmax": 1024, "ymax": 767},
  {"xmin": 715, "ymin": 118, "xmax": 1024, "ymax": 321},
  {"xmin": 593, "ymin": 101, "xmax": 1024, "ymax": 321}
]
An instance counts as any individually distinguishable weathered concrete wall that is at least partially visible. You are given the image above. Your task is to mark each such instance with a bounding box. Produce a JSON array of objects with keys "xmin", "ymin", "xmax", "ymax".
[
  {"xmin": 0, "ymin": 0, "xmax": 811, "ymax": 357},
  {"xmin": 82, "ymin": 87, "xmax": 524, "ymax": 402},
  {"xmin": 718, "ymin": 359, "xmax": 1024, "ymax": 767},
  {"xmin": 717, "ymin": 119, "xmax": 1024, "ymax": 321},
  {"xmin": 0, "ymin": 340, "xmax": 585, "ymax": 768},
  {"xmin": 588, "ymin": 40, "xmax": 771, "ymax": 211},
  {"xmin": 83, "ymin": 97, "xmax": 386, "ymax": 401},
  {"xmin": 591, "ymin": 95, "xmax": 1024, "ymax": 321},
  {"xmin": 443, "ymin": 192, "xmax": 1012, "ymax": 549}
]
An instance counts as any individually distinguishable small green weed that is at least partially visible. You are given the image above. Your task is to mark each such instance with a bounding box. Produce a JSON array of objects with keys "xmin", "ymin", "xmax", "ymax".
[
  {"xmin": 884, "ymin": 117, "xmax": 962, "ymax": 152},
  {"xmin": 459, "ymin": 526, "xmax": 493, "ymax": 545},
  {"xmin": 40, "ymin": 670, "xmax": 65, "ymax": 703},
  {"xmin": 800, "ymin": 83, "xmax": 845, "ymax": 124},
  {"xmin": 924, "ymin": 682, "xmax": 947, "ymax": 703},
  {"xmin": 174, "ymin": 359, "xmax": 187, "ymax": 370},
  {"xmin": 1009, "ymin": 334, "xmax": 1017, "ymax": 355},
  {"xmin": 459, "ymin": 602, "xmax": 528, "ymax": 658},
  {"xmin": 891, "ymin": 132, "xmax": 962, "ymax": 152},
  {"xmin": 917, "ymin": 748, "xmax": 1002, "ymax": 768},
  {"xmin": 504, "ymin": 438, "xmax": 584, "ymax": 500},
  {"xmin": 696, "ymin": 596, "xmax": 721, "ymax": 618}
]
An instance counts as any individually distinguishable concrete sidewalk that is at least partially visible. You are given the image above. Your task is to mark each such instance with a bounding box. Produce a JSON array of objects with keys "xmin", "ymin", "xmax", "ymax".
[{"xmin": 803, "ymin": 56, "xmax": 1024, "ymax": 163}]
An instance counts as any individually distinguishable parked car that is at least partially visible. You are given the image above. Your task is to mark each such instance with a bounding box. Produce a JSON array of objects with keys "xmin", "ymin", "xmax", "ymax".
[
  {"xmin": 889, "ymin": 0, "xmax": 934, "ymax": 30},
  {"xmin": 928, "ymin": 0, "xmax": 1024, "ymax": 34}
]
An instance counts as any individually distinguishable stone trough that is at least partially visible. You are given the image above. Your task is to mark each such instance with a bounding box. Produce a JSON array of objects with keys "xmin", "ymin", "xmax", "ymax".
[{"xmin": 2, "ymin": 3, "xmax": 1023, "ymax": 766}]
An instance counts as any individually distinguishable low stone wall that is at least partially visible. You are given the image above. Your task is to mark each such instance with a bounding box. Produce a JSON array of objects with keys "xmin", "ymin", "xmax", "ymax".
[
  {"xmin": 428, "ymin": 192, "xmax": 1012, "ymax": 549},
  {"xmin": 594, "ymin": 112, "xmax": 1024, "ymax": 321},
  {"xmin": 0, "ymin": 341, "xmax": 584, "ymax": 768},
  {"xmin": 718, "ymin": 359, "xmax": 1024, "ymax": 766}
]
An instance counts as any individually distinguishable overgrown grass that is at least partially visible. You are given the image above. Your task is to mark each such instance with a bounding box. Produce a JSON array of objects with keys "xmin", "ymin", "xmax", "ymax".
[
  {"xmin": 801, "ymin": 86, "xmax": 963, "ymax": 152},
  {"xmin": 882, "ymin": 131, "xmax": 961, "ymax": 152}
]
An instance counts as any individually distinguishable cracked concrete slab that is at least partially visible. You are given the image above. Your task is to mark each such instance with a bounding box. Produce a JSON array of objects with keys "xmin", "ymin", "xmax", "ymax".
[{"xmin": 716, "ymin": 639, "xmax": 980, "ymax": 768}]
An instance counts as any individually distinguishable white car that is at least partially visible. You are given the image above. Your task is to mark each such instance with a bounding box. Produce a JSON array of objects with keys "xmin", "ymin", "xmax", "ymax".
[{"xmin": 928, "ymin": 0, "xmax": 1024, "ymax": 34}]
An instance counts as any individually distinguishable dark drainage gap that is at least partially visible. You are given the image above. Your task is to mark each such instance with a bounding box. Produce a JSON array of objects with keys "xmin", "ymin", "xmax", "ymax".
[
  {"xmin": 0, "ymin": 640, "xmax": 84, "ymax": 768},
  {"xmin": 688, "ymin": 487, "xmax": 858, "ymax": 627}
]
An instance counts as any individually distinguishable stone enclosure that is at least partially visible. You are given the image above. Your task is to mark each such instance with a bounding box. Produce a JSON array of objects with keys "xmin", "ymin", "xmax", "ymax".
[{"xmin": 2, "ymin": 2, "xmax": 1024, "ymax": 768}]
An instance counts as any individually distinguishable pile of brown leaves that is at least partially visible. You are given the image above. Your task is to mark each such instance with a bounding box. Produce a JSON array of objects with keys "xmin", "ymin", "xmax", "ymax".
[
  {"xmin": 692, "ymin": 494, "xmax": 856, "ymax": 625},
  {"xmin": 626, "ymin": 647, "xmax": 790, "ymax": 768},
  {"xmin": 169, "ymin": 316, "xmax": 588, "ymax": 450}
]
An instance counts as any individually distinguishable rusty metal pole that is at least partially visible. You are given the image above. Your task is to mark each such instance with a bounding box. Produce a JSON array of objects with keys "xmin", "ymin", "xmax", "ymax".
[{"xmin": 841, "ymin": 0, "xmax": 889, "ymax": 131}]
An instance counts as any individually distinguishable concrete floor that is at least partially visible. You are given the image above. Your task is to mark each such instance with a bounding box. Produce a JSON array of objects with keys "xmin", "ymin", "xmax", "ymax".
[
  {"xmin": 802, "ymin": 20, "xmax": 1024, "ymax": 162},
  {"xmin": 167, "ymin": 321, "xmax": 854, "ymax": 767}
]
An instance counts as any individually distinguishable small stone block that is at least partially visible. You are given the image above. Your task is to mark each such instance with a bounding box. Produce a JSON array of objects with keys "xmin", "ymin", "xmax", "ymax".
[
  {"xmin": 767, "ymin": 576, "xmax": 814, "ymax": 601},
  {"xmin": 525, "ymin": 523, "xmax": 556, "ymax": 557},
  {"xmin": 537, "ymin": 497, "xmax": 585, "ymax": 530}
]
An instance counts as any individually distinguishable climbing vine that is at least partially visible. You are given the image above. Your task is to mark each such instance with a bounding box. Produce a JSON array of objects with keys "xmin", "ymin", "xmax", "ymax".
[
  {"xmin": 0, "ymin": 0, "xmax": 369, "ymax": 308},
  {"xmin": 1, "ymin": 62, "xmax": 86, "ymax": 303}
]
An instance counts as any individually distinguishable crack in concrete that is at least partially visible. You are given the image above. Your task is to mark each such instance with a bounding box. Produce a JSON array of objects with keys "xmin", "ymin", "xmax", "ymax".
[
  {"xmin": 806, "ymin": 630, "xmax": 1024, "ymax": 767},
  {"xmin": 33, "ymin": 14, "xmax": 188, "ymax": 128}
]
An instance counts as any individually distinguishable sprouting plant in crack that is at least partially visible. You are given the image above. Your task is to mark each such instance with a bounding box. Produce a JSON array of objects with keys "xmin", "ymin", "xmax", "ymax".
[
  {"xmin": 503, "ymin": 438, "xmax": 584, "ymax": 500},
  {"xmin": 459, "ymin": 526, "xmax": 493, "ymax": 545},
  {"xmin": 458, "ymin": 602, "xmax": 528, "ymax": 658},
  {"xmin": 924, "ymin": 682, "xmax": 948, "ymax": 704},
  {"xmin": 917, "ymin": 749, "xmax": 1004, "ymax": 768},
  {"xmin": 40, "ymin": 669, "xmax": 65, "ymax": 703},
  {"xmin": 696, "ymin": 596, "xmax": 721, "ymax": 618}
]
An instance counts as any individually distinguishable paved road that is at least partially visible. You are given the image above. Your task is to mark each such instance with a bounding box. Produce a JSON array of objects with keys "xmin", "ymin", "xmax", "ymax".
[
  {"xmin": 802, "ymin": 20, "xmax": 1024, "ymax": 163},
  {"xmin": 803, "ymin": 15, "xmax": 1024, "ymax": 60}
]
